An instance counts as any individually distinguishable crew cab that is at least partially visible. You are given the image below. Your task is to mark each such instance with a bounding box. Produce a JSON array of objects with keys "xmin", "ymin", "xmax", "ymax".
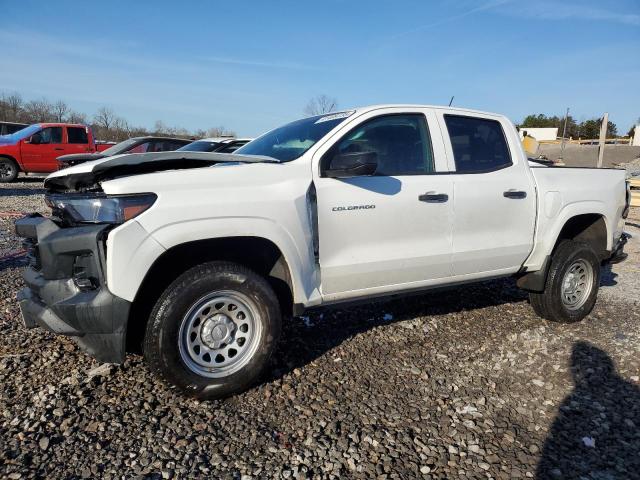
[
  {"xmin": 57, "ymin": 136, "xmax": 192, "ymax": 167},
  {"xmin": 0, "ymin": 123, "xmax": 97, "ymax": 182},
  {"xmin": 15, "ymin": 105, "xmax": 630, "ymax": 399}
]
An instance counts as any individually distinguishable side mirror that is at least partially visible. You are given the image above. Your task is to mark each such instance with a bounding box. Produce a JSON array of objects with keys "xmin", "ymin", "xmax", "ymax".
[
  {"xmin": 323, "ymin": 151, "xmax": 378, "ymax": 179},
  {"xmin": 28, "ymin": 134, "xmax": 42, "ymax": 145}
]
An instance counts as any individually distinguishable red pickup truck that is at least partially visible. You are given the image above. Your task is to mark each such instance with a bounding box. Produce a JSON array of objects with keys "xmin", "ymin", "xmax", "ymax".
[{"xmin": 0, "ymin": 123, "xmax": 98, "ymax": 182}]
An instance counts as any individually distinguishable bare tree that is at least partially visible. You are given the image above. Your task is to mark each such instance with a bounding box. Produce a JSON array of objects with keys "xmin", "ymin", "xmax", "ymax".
[
  {"xmin": 304, "ymin": 94, "xmax": 338, "ymax": 116},
  {"xmin": 93, "ymin": 107, "xmax": 117, "ymax": 131},
  {"xmin": 23, "ymin": 98, "xmax": 55, "ymax": 123},
  {"xmin": 3, "ymin": 93, "xmax": 24, "ymax": 120},
  {"xmin": 67, "ymin": 111, "xmax": 88, "ymax": 124},
  {"xmin": 153, "ymin": 120, "xmax": 168, "ymax": 135},
  {"xmin": 53, "ymin": 100, "xmax": 69, "ymax": 122},
  {"xmin": 206, "ymin": 126, "xmax": 235, "ymax": 137}
]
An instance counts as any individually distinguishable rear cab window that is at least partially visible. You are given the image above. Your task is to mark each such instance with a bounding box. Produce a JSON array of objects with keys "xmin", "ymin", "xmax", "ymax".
[
  {"xmin": 444, "ymin": 115, "xmax": 512, "ymax": 173},
  {"xmin": 67, "ymin": 127, "xmax": 88, "ymax": 144}
]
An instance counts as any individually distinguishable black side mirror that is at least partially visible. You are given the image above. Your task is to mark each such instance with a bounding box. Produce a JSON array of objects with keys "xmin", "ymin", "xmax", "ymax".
[
  {"xmin": 29, "ymin": 134, "xmax": 42, "ymax": 145},
  {"xmin": 323, "ymin": 150, "xmax": 378, "ymax": 179}
]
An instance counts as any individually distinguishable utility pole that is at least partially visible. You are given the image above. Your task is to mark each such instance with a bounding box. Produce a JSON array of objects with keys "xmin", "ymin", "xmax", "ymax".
[
  {"xmin": 559, "ymin": 107, "xmax": 569, "ymax": 162},
  {"xmin": 597, "ymin": 112, "xmax": 608, "ymax": 168}
]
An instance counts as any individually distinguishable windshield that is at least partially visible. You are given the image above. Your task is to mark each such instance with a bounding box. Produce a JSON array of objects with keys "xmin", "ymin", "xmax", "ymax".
[
  {"xmin": 178, "ymin": 141, "xmax": 220, "ymax": 152},
  {"xmin": 236, "ymin": 111, "xmax": 353, "ymax": 161},
  {"xmin": 101, "ymin": 138, "xmax": 141, "ymax": 156},
  {"xmin": 0, "ymin": 124, "xmax": 41, "ymax": 143}
]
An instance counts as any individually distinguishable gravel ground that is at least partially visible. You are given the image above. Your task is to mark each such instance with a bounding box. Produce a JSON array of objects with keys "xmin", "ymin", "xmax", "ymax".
[{"xmin": 1, "ymin": 177, "xmax": 640, "ymax": 479}]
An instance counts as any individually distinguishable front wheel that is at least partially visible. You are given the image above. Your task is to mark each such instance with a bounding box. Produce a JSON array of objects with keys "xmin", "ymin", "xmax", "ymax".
[
  {"xmin": 143, "ymin": 261, "xmax": 281, "ymax": 399},
  {"xmin": 529, "ymin": 240, "xmax": 601, "ymax": 323},
  {"xmin": 0, "ymin": 157, "xmax": 19, "ymax": 182}
]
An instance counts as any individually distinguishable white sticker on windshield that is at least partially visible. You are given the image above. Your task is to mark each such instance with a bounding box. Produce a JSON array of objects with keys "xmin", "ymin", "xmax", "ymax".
[{"xmin": 314, "ymin": 111, "xmax": 355, "ymax": 124}]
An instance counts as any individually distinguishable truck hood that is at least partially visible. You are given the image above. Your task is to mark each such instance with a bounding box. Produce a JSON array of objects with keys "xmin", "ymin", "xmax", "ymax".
[
  {"xmin": 57, "ymin": 152, "xmax": 108, "ymax": 165},
  {"xmin": 45, "ymin": 151, "xmax": 279, "ymax": 192},
  {"xmin": 0, "ymin": 136, "xmax": 17, "ymax": 146}
]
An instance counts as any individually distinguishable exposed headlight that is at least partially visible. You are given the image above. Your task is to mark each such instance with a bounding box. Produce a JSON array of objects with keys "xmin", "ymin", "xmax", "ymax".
[{"xmin": 45, "ymin": 193, "xmax": 157, "ymax": 225}]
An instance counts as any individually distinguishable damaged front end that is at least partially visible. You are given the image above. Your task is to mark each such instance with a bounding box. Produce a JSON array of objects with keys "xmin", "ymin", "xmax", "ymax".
[
  {"xmin": 17, "ymin": 150, "xmax": 277, "ymax": 362},
  {"xmin": 16, "ymin": 214, "xmax": 131, "ymax": 363}
]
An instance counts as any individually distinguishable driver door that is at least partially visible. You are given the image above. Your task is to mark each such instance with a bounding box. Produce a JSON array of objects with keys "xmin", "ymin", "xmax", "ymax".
[
  {"xmin": 20, "ymin": 126, "xmax": 64, "ymax": 172},
  {"xmin": 312, "ymin": 109, "xmax": 454, "ymax": 302}
]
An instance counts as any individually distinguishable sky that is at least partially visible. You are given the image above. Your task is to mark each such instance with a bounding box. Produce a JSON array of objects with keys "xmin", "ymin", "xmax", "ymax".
[{"xmin": 1, "ymin": 0, "xmax": 639, "ymax": 136}]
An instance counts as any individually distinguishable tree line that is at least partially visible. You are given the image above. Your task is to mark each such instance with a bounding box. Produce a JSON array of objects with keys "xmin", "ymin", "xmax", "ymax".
[
  {"xmin": 518, "ymin": 113, "xmax": 635, "ymax": 140},
  {"xmin": 0, "ymin": 91, "xmax": 234, "ymax": 142},
  {"xmin": 3, "ymin": 90, "xmax": 635, "ymax": 142}
]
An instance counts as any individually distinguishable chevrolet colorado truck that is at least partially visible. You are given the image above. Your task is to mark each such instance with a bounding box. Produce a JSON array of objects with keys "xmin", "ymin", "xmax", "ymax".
[{"xmin": 15, "ymin": 105, "xmax": 630, "ymax": 399}]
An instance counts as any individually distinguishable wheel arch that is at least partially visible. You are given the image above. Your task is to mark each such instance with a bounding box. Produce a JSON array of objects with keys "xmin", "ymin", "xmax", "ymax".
[
  {"xmin": 0, "ymin": 154, "xmax": 21, "ymax": 171},
  {"xmin": 518, "ymin": 212, "xmax": 609, "ymax": 292},
  {"xmin": 126, "ymin": 236, "xmax": 296, "ymax": 353}
]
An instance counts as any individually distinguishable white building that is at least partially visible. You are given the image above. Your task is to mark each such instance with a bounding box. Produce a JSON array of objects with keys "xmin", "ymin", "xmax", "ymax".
[{"xmin": 518, "ymin": 127, "xmax": 558, "ymax": 142}]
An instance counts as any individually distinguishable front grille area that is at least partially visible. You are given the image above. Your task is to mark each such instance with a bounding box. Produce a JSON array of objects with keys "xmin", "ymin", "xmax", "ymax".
[{"xmin": 22, "ymin": 238, "xmax": 41, "ymax": 270}]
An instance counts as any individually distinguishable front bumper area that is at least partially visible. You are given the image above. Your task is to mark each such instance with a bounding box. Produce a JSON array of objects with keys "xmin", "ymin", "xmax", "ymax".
[{"xmin": 15, "ymin": 215, "xmax": 130, "ymax": 363}]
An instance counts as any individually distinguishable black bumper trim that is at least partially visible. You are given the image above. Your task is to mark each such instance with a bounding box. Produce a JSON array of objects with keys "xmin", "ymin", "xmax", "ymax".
[{"xmin": 14, "ymin": 215, "xmax": 131, "ymax": 363}]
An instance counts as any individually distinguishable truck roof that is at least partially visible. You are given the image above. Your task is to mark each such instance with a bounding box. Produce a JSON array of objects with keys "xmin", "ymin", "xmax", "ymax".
[
  {"xmin": 35, "ymin": 122, "xmax": 90, "ymax": 128},
  {"xmin": 350, "ymin": 104, "xmax": 505, "ymax": 118}
]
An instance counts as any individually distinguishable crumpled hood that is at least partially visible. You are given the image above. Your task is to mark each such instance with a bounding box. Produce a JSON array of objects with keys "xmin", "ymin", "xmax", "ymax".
[
  {"xmin": 44, "ymin": 151, "xmax": 278, "ymax": 191},
  {"xmin": 57, "ymin": 152, "xmax": 107, "ymax": 165},
  {"xmin": 0, "ymin": 136, "xmax": 16, "ymax": 146}
]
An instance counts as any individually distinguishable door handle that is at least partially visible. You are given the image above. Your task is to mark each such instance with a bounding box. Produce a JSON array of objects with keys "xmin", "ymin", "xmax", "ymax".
[
  {"xmin": 503, "ymin": 189, "xmax": 527, "ymax": 199},
  {"xmin": 54, "ymin": 147, "xmax": 64, "ymax": 151},
  {"xmin": 419, "ymin": 192, "xmax": 449, "ymax": 203}
]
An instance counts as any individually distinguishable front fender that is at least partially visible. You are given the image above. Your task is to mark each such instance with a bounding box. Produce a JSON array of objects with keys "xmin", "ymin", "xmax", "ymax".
[{"xmin": 106, "ymin": 217, "xmax": 315, "ymax": 305}]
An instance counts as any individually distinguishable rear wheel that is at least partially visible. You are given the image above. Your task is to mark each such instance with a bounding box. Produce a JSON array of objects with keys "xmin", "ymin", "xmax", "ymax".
[
  {"xmin": 0, "ymin": 157, "xmax": 18, "ymax": 182},
  {"xmin": 529, "ymin": 240, "xmax": 600, "ymax": 323},
  {"xmin": 143, "ymin": 261, "xmax": 281, "ymax": 399}
]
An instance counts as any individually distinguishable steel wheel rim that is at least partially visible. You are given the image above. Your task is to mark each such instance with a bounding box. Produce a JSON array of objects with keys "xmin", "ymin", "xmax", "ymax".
[
  {"xmin": 561, "ymin": 259, "xmax": 594, "ymax": 310},
  {"xmin": 0, "ymin": 163, "xmax": 15, "ymax": 180},
  {"xmin": 178, "ymin": 290, "xmax": 262, "ymax": 378}
]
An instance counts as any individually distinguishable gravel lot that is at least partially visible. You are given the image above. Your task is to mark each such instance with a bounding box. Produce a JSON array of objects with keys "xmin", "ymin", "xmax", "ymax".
[{"xmin": 1, "ymin": 176, "xmax": 639, "ymax": 479}]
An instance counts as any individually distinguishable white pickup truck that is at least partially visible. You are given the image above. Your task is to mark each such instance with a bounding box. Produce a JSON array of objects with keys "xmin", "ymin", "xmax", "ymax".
[{"xmin": 16, "ymin": 105, "xmax": 630, "ymax": 399}]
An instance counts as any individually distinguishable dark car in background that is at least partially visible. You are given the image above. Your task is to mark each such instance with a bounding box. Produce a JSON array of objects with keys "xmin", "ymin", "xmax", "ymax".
[
  {"xmin": 0, "ymin": 121, "xmax": 29, "ymax": 136},
  {"xmin": 178, "ymin": 137, "xmax": 252, "ymax": 153},
  {"xmin": 57, "ymin": 136, "xmax": 192, "ymax": 167}
]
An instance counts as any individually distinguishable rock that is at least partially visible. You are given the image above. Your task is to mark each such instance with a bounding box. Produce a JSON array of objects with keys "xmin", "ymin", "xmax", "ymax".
[
  {"xmin": 86, "ymin": 363, "xmax": 115, "ymax": 379},
  {"xmin": 39, "ymin": 436, "xmax": 49, "ymax": 450}
]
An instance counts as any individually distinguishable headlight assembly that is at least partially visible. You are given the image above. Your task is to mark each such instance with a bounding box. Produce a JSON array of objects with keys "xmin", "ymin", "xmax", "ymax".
[{"xmin": 45, "ymin": 193, "xmax": 157, "ymax": 225}]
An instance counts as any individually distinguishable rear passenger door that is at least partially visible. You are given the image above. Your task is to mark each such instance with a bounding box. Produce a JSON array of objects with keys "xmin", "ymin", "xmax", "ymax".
[
  {"xmin": 440, "ymin": 112, "xmax": 536, "ymax": 276},
  {"xmin": 65, "ymin": 126, "xmax": 92, "ymax": 156}
]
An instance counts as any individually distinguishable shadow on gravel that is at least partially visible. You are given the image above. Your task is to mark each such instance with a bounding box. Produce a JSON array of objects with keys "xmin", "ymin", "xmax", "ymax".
[
  {"xmin": 600, "ymin": 264, "xmax": 618, "ymax": 287},
  {"xmin": 537, "ymin": 342, "xmax": 640, "ymax": 479},
  {"xmin": 266, "ymin": 278, "xmax": 528, "ymax": 383},
  {"xmin": 0, "ymin": 186, "xmax": 46, "ymax": 197}
]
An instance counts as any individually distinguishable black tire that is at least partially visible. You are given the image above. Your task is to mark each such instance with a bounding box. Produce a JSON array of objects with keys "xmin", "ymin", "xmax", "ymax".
[
  {"xmin": 529, "ymin": 240, "xmax": 601, "ymax": 323},
  {"xmin": 143, "ymin": 261, "xmax": 281, "ymax": 399},
  {"xmin": 0, "ymin": 157, "xmax": 19, "ymax": 182}
]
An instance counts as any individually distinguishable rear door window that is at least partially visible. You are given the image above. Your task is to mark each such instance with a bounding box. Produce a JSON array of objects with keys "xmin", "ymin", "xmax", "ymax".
[
  {"xmin": 444, "ymin": 115, "xmax": 512, "ymax": 173},
  {"xmin": 67, "ymin": 127, "xmax": 88, "ymax": 144}
]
